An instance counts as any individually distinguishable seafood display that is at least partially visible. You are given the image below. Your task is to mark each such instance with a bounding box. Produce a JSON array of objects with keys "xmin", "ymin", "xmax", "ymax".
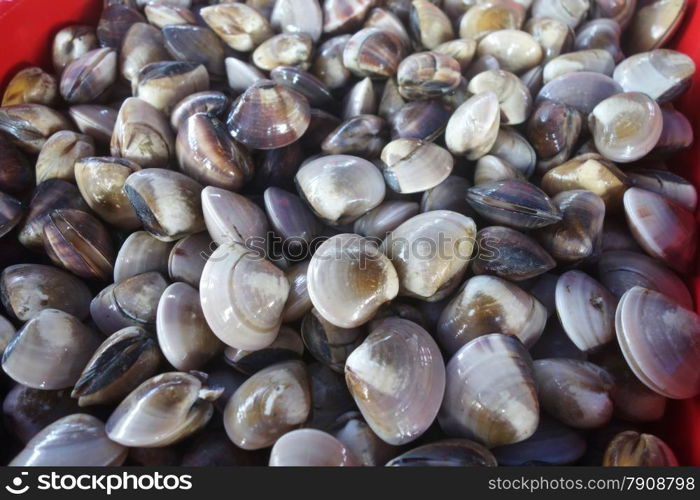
[{"xmin": 1, "ymin": 0, "xmax": 700, "ymax": 468}]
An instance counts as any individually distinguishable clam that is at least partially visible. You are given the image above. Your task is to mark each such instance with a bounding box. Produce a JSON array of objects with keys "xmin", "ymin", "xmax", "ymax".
[
  {"xmin": 113, "ymin": 231, "xmax": 173, "ymax": 283},
  {"xmin": 344, "ymin": 28, "xmax": 405, "ymax": 78},
  {"xmin": 597, "ymin": 250, "xmax": 692, "ymax": 309},
  {"xmin": 492, "ymin": 416, "xmax": 587, "ymax": 466},
  {"xmin": 525, "ymin": 272, "xmax": 560, "ymax": 319},
  {"xmin": 466, "ymin": 179, "xmax": 562, "ymax": 229},
  {"xmin": 227, "ymin": 80, "xmax": 310, "ymax": 150},
  {"xmin": 74, "ymin": 157, "xmax": 141, "ymax": 230},
  {"xmin": 653, "ymin": 105, "xmax": 693, "ymax": 155},
  {"xmin": 477, "ymin": 29, "xmax": 543, "ymax": 73},
  {"xmin": 591, "ymin": 0, "xmax": 637, "ymax": 27},
  {"xmin": 0, "ymin": 134, "xmax": 33, "ymax": 194},
  {"xmin": 59, "ymin": 48, "xmax": 117, "ymax": 104},
  {"xmin": 467, "ymin": 70, "xmax": 532, "ymax": 125},
  {"xmin": 626, "ymin": 167, "xmax": 697, "ymax": 213},
  {"xmin": 10, "ymin": 414, "xmax": 127, "ymax": 467},
  {"xmin": 536, "ymin": 71, "xmax": 623, "ymax": 116},
  {"xmin": 270, "ymin": 429, "xmax": 358, "ymax": 466},
  {"xmin": 168, "ymin": 232, "xmax": 211, "ymax": 288},
  {"xmin": 434, "ymin": 38, "xmax": 477, "ymax": 71},
  {"xmin": 437, "ymin": 275, "xmax": 547, "ymax": 355},
  {"xmin": 541, "ymin": 156, "xmax": 628, "ymax": 210},
  {"xmin": 409, "ymin": 0, "xmax": 455, "ymax": 50},
  {"xmin": 1, "ymin": 263, "xmax": 92, "ymax": 321},
  {"xmin": 387, "ymin": 439, "xmax": 498, "ymax": 467},
  {"xmin": 536, "ymin": 190, "xmax": 606, "ymax": 263},
  {"xmin": 2, "ymin": 67, "xmax": 57, "ymax": 106},
  {"xmin": 364, "ymin": 7, "xmax": 411, "ymax": 49},
  {"xmin": 124, "ymin": 168, "xmax": 205, "ymax": 242},
  {"xmin": 252, "ymin": 33, "xmax": 314, "ymax": 71},
  {"xmin": 171, "ymin": 91, "xmax": 229, "ymax": 131},
  {"xmin": 225, "ymin": 58, "xmax": 265, "ymax": 96},
  {"xmin": 200, "ymin": 242, "xmax": 290, "ymax": 351},
  {"xmin": 331, "ymin": 411, "xmax": 398, "ymax": 466},
  {"xmin": 52, "ymin": 25, "xmax": 98, "ymax": 74},
  {"xmin": 487, "ymin": 127, "xmax": 538, "ymax": 177},
  {"xmin": 0, "ymin": 103, "xmax": 74, "ymax": 154},
  {"xmin": 176, "ymin": 113, "xmax": 253, "ymax": 192},
  {"xmin": 225, "ymin": 326, "xmax": 304, "ymax": 375},
  {"xmin": 90, "ymin": 271, "xmax": 168, "ymax": 336},
  {"xmin": 307, "ymin": 362, "xmax": 356, "ymax": 431},
  {"xmin": 144, "ymin": 3, "xmax": 196, "ymax": 28},
  {"xmin": 134, "ymin": 62, "xmax": 209, "ymax": 115},
  {"xmin": 526, "ymin": 101, "xmax": 582, "ymax": 173},
  {"xmin": 321, "ymin": 114, "xmax": 387, "ymax": 158},
  {"xmin": 264, "ymin": 187, "xmax": 322, "ymax": 249},
  {"xmin": 391, "ymin": 99, "xmax": 451, "ymax": 140},
  {"xmin": 312, "ymin": 35, "xmax": 353, "ymax": 89},
  {"xmin": 42, "ymin": 208, "xmax": 115, "ymax": 281},
  {"xmin": 270, "ymin": 67, "xmax": 334, "ymax": 109},
  {"xmin": 543, "ymin": 49, "xmax": 615, "ymax": 84},
  {"xmin": 439, "ymin": 334, "xmax": 539, "ymax": 446},
  {"xmin": 616, "ymin": 286, "xmax": 700, "ymax": 399},
  {"xmin": 345, "ymin": 318, "xmax": 445, "ymax": 445},
  {"xmin": 323, "ymin": 0, "xmax": 375, "ymax": 35},
  {"xmin": 71, "ymin": 326, "xmax": 162, "ymax": 407},
  {"xmin": 624, "ymin": 0, "xmax": 687, "ymax": 54},
  {"xmin": 459, "ymin": 1, "xmax": 524, "ymax": 40},
  {"xmin": 529, "ymin": 319, "xmax": 588, "ymax": 361},
  {"xmin": 474, "ymin": 156, "xmax": 524, "ymax": 185},
  {"xmin": 353, "ymin": 201, "xmax": 420, "ymax": 239},
  {"xmin": 603, "ymin": 431, "xmax": 678, "ymax": 466},
  {"xmin": 156, "ymin": 282, "xmax": 223, "ymax": 371},
  {"xmin": 397, "ymin": 51, "xmax": 461, "ymax": 101},
  {"xmin": 555, "ymin": 271, "xmax": 616, "ymax": 352},
  {"xmin": 623, "ymin": 187, "xmax": 697, "ymax": 273},
  {"xmin": 0, "ymin": 192, "xmax": 22, "ymax": 238},
  {"xmin": 2, "ymin": 308, "xmax": 102, "ymax": 390},
  {"xmin": 525, "ymin": 17, "xmax": 574, "ymax": 62},
  {"xmin": 106, "ymin": 372, "xmax": 221, "ymax": 447},
  {"xmin": 296, "ymin": 154, "xmax": 386, "ymax": 225},
  {"xmin": 531, "ymin": 0, "xmax": 591, "ymax": 28},
  {"xmin": 201, "ymin": 186, "xmax": 269, "ymax": 248},
  {"xmin": 162, "ymin": 25, "xmax": 225, "ymax": 79},
  {"xmin": 575, "ymin": 19, "xmax": 624, "ymax": 62},
  {"xmin": 444, "ymin": 92, "xmax": 500, "ymax": 160},
  {"xmin": 472, "ymin": 226, "xmax": 556, "ymax": 281},
  {"xmin": 200, "ymin": 3, "xmax": 273, "ymax": 52},
  {"xmin": 68, "ymin": 104, "xmax": 117, "ymax": 145},
  {"xmin": 97, "ymin": 4, "xmax": 145, "ymax": 49},
  {"xmin": 381, "ymin": 211, "xmax": 476, "ymax": 301},
  {"xmin": 223, "ymin": 360, "xmax": 310, "ymax": 450},
  {"xmin": 119, "ymin": 23, "xmax": 170, "ymax": 83},
  {"xmin": 465, "ymin": 53, "xmax": 502, "ymax": 79},
  {"xmin": 271, "ymin": 0, "xmax": 323, "ymax": 42},
  {"xmin": 111, "ymin": 97, "xmax": 175, "ymax": 169},
  {"xmin": 282, "ymin": 261, "xmax": 313, "ymax": 323},
  {"xmin": 589, "ymin": 92, "xmax": 663, "ymax": 163},
  {"xmin": 35, "ymin": 130, "xmax": 95, "ymax": 184},
  {"xmin": 601, "ymin": 218, "xmax": 643, "ymax": 253},
  {"xmin": 380, "ymin": 139, "xmax": 453, "ymax": 194}
]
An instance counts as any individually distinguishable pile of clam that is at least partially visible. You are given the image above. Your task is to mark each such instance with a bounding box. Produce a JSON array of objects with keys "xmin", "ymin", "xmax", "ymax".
[{"xmin": 1, "ymin": 0, "xmax": 699, "ymax": 467}]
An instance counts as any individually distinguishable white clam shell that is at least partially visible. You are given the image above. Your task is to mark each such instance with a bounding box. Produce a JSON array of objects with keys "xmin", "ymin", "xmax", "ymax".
[
  {"xmin": 445, "ymin": 91, "xmax": 500, "ymax": 160},
  {"xmin": 269, "ymin": 429, "xmax": 358, "ymax": 466},
  {"xmin": 201, "ymin": 185, "xmax": 269, "ymax": 248}
]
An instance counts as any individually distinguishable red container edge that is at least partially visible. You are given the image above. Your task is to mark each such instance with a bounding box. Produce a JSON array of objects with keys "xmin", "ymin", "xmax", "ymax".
[{"xmin": 0, "ymin": 0, "xmax": 699, "ymax": 465}]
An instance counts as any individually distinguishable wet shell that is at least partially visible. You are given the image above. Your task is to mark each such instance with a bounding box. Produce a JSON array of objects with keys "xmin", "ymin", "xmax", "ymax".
[
  {"xmin": 270, "ymin": 429, "xmax": 358, "ymax": 466},
  {"xmin": 1, "ymin": 308, "xmax": 102, "ymax": 390},
  {"xmin": 477, "ymin": 29, "xmax": 543, "ymax": 73},
  {"xmin": 106, "ymin": 372, "xmax": 220, "ymax": 447},
  {"xmin": 264, "ymin": 187, "xmax": 322, "ymax": 249},
  {"xmin": 343, "ymin": 27, "xmax": 405, "ymax": 78},
  {"xmin": 312, "ymin": 35, "xmax": 353, "ymax": 89},
  {"xmin": 52, "ymin": 25, "xmax": 98, "ymax": 74},
  {"xmin": 120, "ymin": 23, "xmax": 170, "ymax": 83},
  {"xmin": 97, "ymin": 4, "xmax": 146, "ymax": 49},
  {"xmin": 134, "ymin": 61, "xmax": 209, "ymax": 115},
  {"xmin": 9, "ymin": 414, "xmax": 127, "ymax": 467},
  {"xmin": 364, "ymin": 7, "xmax": 411, "ymax": 50},
  {"xmin": 391, "ymin": 99, "xmax": 451, "ymax": 141},
  {"xmin": 321, "ymin": 114, "xmax": 387, "ymax": 158},
  {"xmin": 386, "ymin": 439, "xmax": 498, "ymax": 467},
  {"xmin": 168, "ymin": 232, "xmax": 211, "ymax": 288},
  {"xmin": 536, "ymin": 71, "xmax": 623, "ymax": 116},
  {"xmin": 439, "ymin": 334, "xmax": 539, "ymax": 447},
  {"xmin": 624, "ymin": 0, "xmax": 687, "ymax": 54},
  {"xmin": 227, "ymin": 80, "xmax": 310, "ymax": 150},
  {"xmin": 623, "ymin": 187, "xmax": 697, "ymax": 273},
  {"xmin": 409, "ymin": 0, "xmax": 455, "ymax": 50},
  {"xmin": 200, "ymin": 3, "xmax": 273, "ymax": 52},
  {"xmin": 354, "ymin": 200, "xmax": 420, "ymax": 239},
  {"xmin": 434, "ymin": 38, "xmax": 477, "ymax": 71},
  {"xmin": 575, "ymin": 19, "xmax": 624, "ymax": 62},
  {"xmin": 331, "ymin": 411, "xmax": 398, "ymax": 466},
  {"xmin": 380, "ymin": 139, "xmax": 453, "ymax": 194},
  {"xmin": 156, "ymin": 282, "xmax": 223, "ymax": 371},
  {"xmin": 60, "ymin": 48, "xmax": 117, "ymax": 104},
  {"xmin": 323, "ymin": 0, "xmax": 375, "ymax": 35},
  {"xmin": 342, "ymin": 77, "xmax": 377, "ymax": 119},
  {"xmin": 0, "ymin": 314, "xmax": 14, "ymax": 356},
  {"xmin": 34, "ymin": 130, "xmax": 94, "ymax": 184},
  {"xmin": 474, "ymin": 155, "xmax": 524, "ymax": 185},
  {"xmin": 282, "ymin": 261, "xmax": 313, "ymax": 323},
  {"xmin": 296, "ymin": 154, "xmax": 386, "ymax": 225},
  {"xmin": 0, "ymin": 192, "xmax": 22, "ymax": 238},
  {"xmin": 0, "ymin": 134, "xmax": 33, "ymax": 194},
  {"xmin": 270, "ymin": 66, "xmax": 334, "ymax": 109},
  {"xmin": 225, "ymin": 325, "xmax": 304, "ymax": 375},
  {"xmin": 171, "ymin": 91, "xmax": 230, "ymax": 131},
  {"xmin": 345, "ymin": 317, "xmax": 446, "ymax": 445},
  {"xmin": 531, "ymin": 0, "xmax": 591, "ymax": 28},
  {"xmin": 613, "ymin": 49, "xmax": 695, "ymax": 103},
  {"xmin": 199, "ymin": 242, "xmax": 290, "ymax": 351},
  {"xmin": 444, "ymin": 92, "xmax": 501, "ymax": 160},
  {"xmin": 68, "ymin": 104, "xmax": 117, "ymax": 145},
  {"xmin": 488, "ymin": 127, "xmax": 538, "ymax": 177},
  {"xmin": 0, "ymin": 103, "xmax": 75, "ymax": 154},
  {"xmin": 162, "ymin": 25, "xmax": 226, "ymax": 78},
  {"xmin": 252, "ymin": 33, "xmax": 314, "ymax": 71},
  {"xmin": 201, "ymin": 186, "xmax": 269, "ymax": 248},
  {"xmin": 71, "ymin": 326, "xmax": 162, "ymax": 406},
  {"xmin": 0, "ymin": 263, "xmax": 92, "ymax": 321},
  {"xmin": 124, "ymin": 168, "xmax": 205, "ymax": 242},
  {"xmin": 459, "ymin": 1, "xmax": 524, "ymax": 40},
  {"xmin": 526, "ymin": 101, "xmax": 582, "ymax": 173},
  {"xmin": 223, "ymin": 360, "xmax": 311, "ymax": 450},
  {"xmin": 271, "ymin": 0, "xmax": 323, "ymax": 42},
  {"xmin": 74, "ymin": 156, "xmax": 141, "ymax": 230},
  {"xmin": 467, "ymin": 69, "xmax": 532, "ymax": 125},
  {"xmin": 301, "ymin": 308, "xmax": 365, "ymax": 372},
  {"xmin": 2, "ymin": 66, "xmax": 57, "ymax": 106},
  {"xmin": 543, "ymin": 49, "xmax": 615, "ymax": 84},
  {"xmin": 616, "ymin": 286, "xmax": 700, "ymax": 399},
  {"xmin": 603, "ymin": 431, "xmax": 678, "ymax": 466},
  {"xmin": 525, "ymin": 17, "xmax": 574, "ymax": 62},
  {"xmin": 113, "ymin": 231, "xmax": 173, "ymax": 283},
  {"xmin": 397, "ymin": 51, "xmax": 462, "ymax": 101}
]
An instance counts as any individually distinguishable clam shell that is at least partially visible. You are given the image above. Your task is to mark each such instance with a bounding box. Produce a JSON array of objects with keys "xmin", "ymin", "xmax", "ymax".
[
  {"xmin": 156, "ymin": 282, "xmax": 222, "ymax": 371},
  {"xmin": 380, "ymin": 139, "xmax": 454, "ymax": 193},
  {"xmin": 71, "ymin": 326, "xmax": 162, "ymax": 406},
  {"xmin": 321, "ymin": 114, "xmax": 387, "ymax": 158},
  {"xmin": 271, "ymin": 0, "xmax": 323, "ymax": 42},
  {"xmin": 467, "ymin": 69, "xmax": 532, "ymax": 126},
  {"xmin": 616, "ymin": 286, "xmax": 700, "ymax": 399},
  {"xmin": 0, "ymin": 134, "xmax": 33, "ymax": 194},
  {"xmin": 591, "ymin": 0, "xmax": 637, "ymax": 28},
  {"xmin": 168, "ymin": 232, "xmax": 211, "ymax": 288},
  {"xmin": 1, "ymin": 263, "xmax": 92, "ymax": 321},
  {"xmin": 391, "ymin": 99, "xmax": 451, "ymax": 141},
  {"xmin": 439, "ymin": 333, "xmax": 539, "ymax": 447},
  {"xmin": 381, "ymin": 210, "xmax": 476, "ymax": 301},
  {"xmin": 225, "ymin": 325, "xmax": 304, "ymax": 375},
  {"xmin": 525, "ymin": 17, "xmax": 574, "ymax": 62},
  {"xmin": 144, "ymin": 3, "xmax": 196, "ymax": 28},
  {"xmin": 543, "ymin": 49, "xmax": 615, "ymax": 84},
  {"xmin": 52, "ymin": 25, "xmax": 98, "ymax": 74},
  {"xmin": 119, "ymin": 22, "xmax": 170, "ymax": 83},
  {"xmin": 434, "ymin": 38, "xmax": 477, "ymax": 71},
  {"xmin": 624, "ymin": 0, "xmax": 687, "ymax": 54},
  {"xmin": 409, "ymin": 0, "xmax": 455, "ymax": 50},
  {"xmin": 536, "ymin": 71, "xmax": 623, "ymax": 116},
  {"xmin": 0, "ymin": 103, "xmax": 75, "ymax": 154},
  {"xmin": 307, "ymin": 362, "xmax": 356, "ymax": 431},
  {"xmin": 106, "ymin": 372, "xmax": 220, "ymax": 447},
  {"xmin": 531, "ymin": 0, "xmax": 591, "ymax": 28},
  {"xmin": 444, "ymin": 92, "xmax": 501, "ymax": 160},
  {"xmin": 270, "ymin": 429, "xmax": 358, "ymax": 466},
  {"xmin": 653, "ymin": 105, "xmax": 693, "ymax": 155},
  {"xmin": 200, "ymin": 3, "xmax": 273, "ymax": 52},
  {"xmin": 474, "ymin": 155, "xmax": 524, "ymax": 185},
  {"xmin": 264, "ymin": 187, "xmax": 322, "ymax": 248},
  {"xmin": 342, "ymin": 77, "xmax": 377, "ymax": 120},
  {"xmin": 623, "ymin": 187, "xmax": 697, "ymax": 273},
  {"xmin": 459, "ymin": 2, "xmax": 524, "ymax": 40},
  {"xmin": 0, "ymin": 192, "xmax": 22, "ymax": 238},
  {"xmin": 477, "ymin": 29, "xmax": 543, "ymax": 73},
  {"xmin": 252, "ymin": 33, "xmax": 314, "ymax": 71},
  {"xmin": 526, "ymin": 101, "xmax": 582, "ymax": 173},
  {"xmin": 345, "ymin": 318, "xmax": 446, "ymax": 445},
  {"xmin": 575, "ymin": 19, "xmax": 624, "ymax": 62},
  {"xmin": 397, "ymin": 51, "xmax": 462, "ymax": 101},
  {"xmin": 97, "ymin": 4, "xmax": 145, "ymax": 49},
  {"xmin": 331, "ymin": 411, "xmax": 398, "ymax": 466},
  {"xmin": 364, "ymin": 7, "xmax": 412, "ymax": 50},
  {"xmin": 353, "ymin": 200, "xmax": 420, "ymax": 239},
  {"xmin": 134, "ymin": 61, "xmax": 209, "ymax": 115},
  {"xmin": 223, "ymin": 360, "xmax": 310, "ymax": 450},
  {"xmin": 420, "ymin": 176, "xmax": 473, "ymax": 216},
  {"xmin": 68, "ymin": 104, "xmax": 117, "ymax": 145},
  {"xmin": 225, "ymin": 57, "xmax": 265, "ymax": 94},
  {"xmin": 529, "ymin": 318, "xmax": 588, "ymax": 361},
  {"xmin": 10, "ymin": 414, "xmax": 127, "ymax": 467},
  {"xmin": 282, "ymin": 261, "xmax": 313, "ymax": 323},
  {"xmin": 386, "ymin": 439, "xmax": 497, "ymax": 467},
  {"xmin": 2, "ymin": 66, "xmax": 57, "ymax": 107},
  {"xmin": 201, "ymin": 186, "xmax": 269, "ymax": 248},
  {"xmin": 0, "ymin": 314, "xmax": 14, "ymax": 356},
  {"xmin": 343, "ymin": 27, "xmax": 405, "ymax": 78},
  {"xmin": 114, "ymin": 231, "xmax": 173, "ymax": 283},
  {"xmin": 162, "ymin": 25, "xmax": 225, "ymax": 78},
  {"xmin": 603, "ymin": 431, "xmax": 678, "ymax": 466},
  {"xmin": 35, "ymin": 130, "xmax": 94, "ymax": 184},
  {"xmin": 2, "ymin": 308, "xmax": 102, "ymax": 390},
  {"xmin": 200, "ymin": 242, "xmax": 290, "ymax": 351},
  {"xmin": 171, "ymin": 90, "xmax": 230, "ymax": 131},
  {"xmin": 60, "ymin": 48, "xmax": 117, "ymax": 104},
  {"xmin": 437, "ymin": 275, "xmax": 547, "ymax": 355},
  {"xmin": 488, "ymin": 127, "xmax": 538, "ymax": 177},
  {"xmin": 311, "ymin": 35, "xmax": 352, "ymax": 89},
  {"xmin": 323, "ymin": 0, "xmax": 375, "ymax": 35},
  {"xmin": 270, "ymin": 66, "xmax": 334, "ymax": 108}
]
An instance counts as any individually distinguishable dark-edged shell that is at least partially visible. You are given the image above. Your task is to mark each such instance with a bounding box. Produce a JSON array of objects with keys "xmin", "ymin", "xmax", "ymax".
[
  {"xmin": 134, "ymin": 61, "xmax": 209, "ymax": 115},
  {"xmin": 386, "ymin": 439, "xmax": 497, "ymax": 467},
  {"xmin": 397, "ymin": 51, "xmax": 462, "ymax": 101},
  {"xmin": 60, "ymin": 48, "xmax": 117, "ymax": 104},
  {"xmin": 200, "ymin": 3, "xmax": 273, "ymax": 52},
  {"xmin": 52, "ymin": 25, "xmax": 98, "ymax": 74},
  {"xmin": 603, "ymin": 431, "xmax": 678, "ymax": 466},
  {"xmin": 225, "ymin": 325, "xmax": 304, "ymax": 375},
  {"xmin": 0, "ymin": 103, "xmax": 74, "ymax": 154},
  {"xmin": 343, "ymin": 27, "xmax": 405, "ymax": 78},
  {"xmin": 113, "ymin": 231, "xmax": 173, "ymax": 283}
]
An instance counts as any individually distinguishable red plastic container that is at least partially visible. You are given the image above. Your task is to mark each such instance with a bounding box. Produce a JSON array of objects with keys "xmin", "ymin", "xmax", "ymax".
[{"xmin": 0, "ymin": 0, "xmax": 699, "ymax": 465}]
